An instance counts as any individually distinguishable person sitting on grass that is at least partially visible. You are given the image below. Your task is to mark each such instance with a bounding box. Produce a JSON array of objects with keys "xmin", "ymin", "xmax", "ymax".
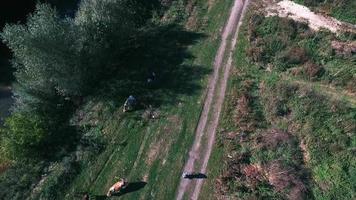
[{"xmin": 123, "ymin": 95, "xmax": 137, "ymax": 112}]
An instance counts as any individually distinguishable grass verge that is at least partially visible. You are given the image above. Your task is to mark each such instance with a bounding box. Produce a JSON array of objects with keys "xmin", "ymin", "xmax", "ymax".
[
  {"xmin": 62, "ymin": 0, "xmax": 235, "ymax": 199},
  {"xmin": 204, "ymin": 1, "xmax": 356, "ymax": 199}
]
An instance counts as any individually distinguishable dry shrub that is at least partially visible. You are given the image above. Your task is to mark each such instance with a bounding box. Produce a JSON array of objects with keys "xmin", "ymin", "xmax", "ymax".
[
  {"xmin": 235, "ymin": 80, "xmax": 256, "ymax": 132},
  {"xmin": 289, "ymin": 62, "xmax": 323, "ymax": 80},
  {"xmin": 299, "ymin": 140, "xmax": 310, "ymax": 163},
  {"xmin": 185, "ymin": 7, "xmax": 198, "ymax": 30},
  {"xmin": 290, "ymin": 67, "xmax": 303, "ymax": 76},
  {"xmin": 257, "ymin": 129, "xmax": 292, "ymax": 149},
  {"xmin": 260, "ymin": 82, "xmax": 299, "ymax": 121},
  {"xmin": 215, "ymin": 178, "xmax": 228, "ymax": 197},
  {"xmin": 225, "ymin": 132, "xmax": 238, "ymax": 140},
  {"xmin": 216, "ymin": 152, "xmax": 251, "ymax": 195},
  {"xmin": 247, "ymin": 46, "xmax": 263, "ymax": 62},
  {"xmin": 248, "ymin": 14, "xmax": 264, "ymax": 42},
  {"xmin": 159, "ymin": 0, "xmax": 174, "ymax": 7},
  {"xmin": 331, "ymin": 40, "xmax": 356, "ymax": 57},
  {"xmin": 346, "ymin": 78, "xmax": 356, "ymax": 94},
  {"xmin": 235, "ymin": 94, "xmax": 254, "ymax": 132},
  {"xmin": 303, "ymin": 61, "xmax": 324, "ymax": 79},
  {"xmin": 236, "ymin": 95, "xmax": 250, "ymax": 116},
  {"xmin": 265, "ymin": 161, "xmax": 307, "ymax": 200},
  {"xmin": 0, "ymin": 163, "xmax": 10, "ymax": 174},
  {"xmin": 243, "ymin": 164, "xmax": 264, "ymax": 188},
  {"xmin": 282, "ymin": 47, "xmax": 308, "ymax": 65}
]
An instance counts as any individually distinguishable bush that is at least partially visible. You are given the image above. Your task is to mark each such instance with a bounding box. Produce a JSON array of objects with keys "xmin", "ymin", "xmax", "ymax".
[
  {"xmin": 280, "ymin": 47, "xmax": 308, "ymax": 65},
  {"xmin": 303, "ymin": 61, "xmax": 324, "ymax": 79},
  {"xmin": 32, "ymin": 156, "xmax": 79, "ymax": 200},
  {"xmin": 0, "ymin": 112, "xmax": 46, "ymax": 160},
  {"xmin": 0, "ymin": 161, "xmax": 44, "ymax": 200},
  {"xmin": 160, "ymin": 0, "xmax": 187, "ymax": 24}
]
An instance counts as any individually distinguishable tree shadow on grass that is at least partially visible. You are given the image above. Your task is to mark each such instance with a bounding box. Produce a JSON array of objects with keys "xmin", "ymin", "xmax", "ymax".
[{"xmin": 93, "ymin": 24, "xmax": 209, "ymax": 108}]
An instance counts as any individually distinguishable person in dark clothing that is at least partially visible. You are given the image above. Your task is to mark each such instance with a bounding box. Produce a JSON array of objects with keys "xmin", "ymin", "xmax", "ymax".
[{"xmin": 182, "ymin": 172, "xmax": 207, "ymax": 179}]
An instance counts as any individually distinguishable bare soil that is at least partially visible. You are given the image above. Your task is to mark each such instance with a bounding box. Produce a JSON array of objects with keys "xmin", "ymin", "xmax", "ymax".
[{"xmin": 266, "ymin": 0, "xmax": 356, "ymax": 33}]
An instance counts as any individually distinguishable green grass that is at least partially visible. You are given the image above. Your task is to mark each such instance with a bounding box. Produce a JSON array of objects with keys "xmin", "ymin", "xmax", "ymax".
[
  {"xmin": 61, "ymin": 0, "xmax": 235, "ymax": 199},
  {"xmin": 0, "ymin": 0, "xmax": 235, "ymax": 198},
  {"xmin": 204, "ymin": 1, "xmax": 356, "ymax": 199}
]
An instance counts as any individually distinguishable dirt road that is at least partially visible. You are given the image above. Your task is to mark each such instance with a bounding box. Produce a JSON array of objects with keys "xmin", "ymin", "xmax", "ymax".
[{"xmin": 176, "ymin": 0, "xmax": 249, "ymax": 199}]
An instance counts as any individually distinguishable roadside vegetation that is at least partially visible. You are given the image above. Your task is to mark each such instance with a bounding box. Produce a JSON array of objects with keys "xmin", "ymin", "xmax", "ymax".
[
  {"xmin": 0, "ymin": 0, "xmax": 235, "ymax": 199},
  {"xmin": 294, "ymin": 0, "xmax": 356, "ymax": 24},
  {"xmin": 205, "ymin": 1, "xmax": 355, "ymax": 199}
]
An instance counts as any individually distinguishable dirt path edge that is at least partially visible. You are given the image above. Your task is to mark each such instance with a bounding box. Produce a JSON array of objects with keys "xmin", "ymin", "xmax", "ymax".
[{"xmin": 175, "ymin": 0, "xmax": 250, "ymax": 199}]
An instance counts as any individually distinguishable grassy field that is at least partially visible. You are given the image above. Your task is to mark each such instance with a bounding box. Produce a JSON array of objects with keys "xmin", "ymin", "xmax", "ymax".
[
  {"xmin": 203, "ymin": 0, "xmax": 355, "ymax": 199},
  {"xmin": 60, "ymin": 0, "xmax": 235, "ymax": 199}
]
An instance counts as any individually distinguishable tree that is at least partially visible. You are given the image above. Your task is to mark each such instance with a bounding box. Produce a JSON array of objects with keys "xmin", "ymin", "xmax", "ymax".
[
  {"xmin": 0, "ymin": 112, "xmax": 46, "ymax": 160},
  {"xmin": 1, "ymin": 0, "xmax": 141, "ymax": 101},
  {"xmin": 1, "ymin": 4, "xmax": 84, "ymax": 99},
  {"xmin": 0, "ymin": 0, "xmax": 159, "ymax": 161}
]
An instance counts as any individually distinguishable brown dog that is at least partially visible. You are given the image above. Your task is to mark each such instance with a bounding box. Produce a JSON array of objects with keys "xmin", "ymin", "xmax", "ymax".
[{"xmin": 106, "ymin": 178, "xmax": 128, "ymax": 197}]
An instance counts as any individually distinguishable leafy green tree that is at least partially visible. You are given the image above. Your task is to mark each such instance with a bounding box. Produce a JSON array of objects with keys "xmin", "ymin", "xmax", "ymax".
[
  {"xmin": 2, "ymin": 0, "xmax": 141, "ymax": 101},
  {"xmin": 0, "ymin": 112, "xmax": 46, "ymax": 160},
  {"xmin": 2, "ymin": 4, "xmax": 84, "ymax": 99},
  {"xmin": 0, "ymin": 0, "xmax": 158, "ymax": 161}
]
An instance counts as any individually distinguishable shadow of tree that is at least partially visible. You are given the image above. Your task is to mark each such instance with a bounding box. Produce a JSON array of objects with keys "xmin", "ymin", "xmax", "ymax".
[{"xmin": 92, "ymin": 24, "xmax": 208, "ymax": 108}]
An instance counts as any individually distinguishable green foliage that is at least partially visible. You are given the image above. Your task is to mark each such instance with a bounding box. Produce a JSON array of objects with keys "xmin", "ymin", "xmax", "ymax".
[
  {"xmin": 0, "ymin": 161, "xmax": 44, "ymax": 200},
  {"xmin": 32, "ymin": 156, "xmax": 79, "ymax": 200},
  {"xmin": 212, "ymin": 5, "xmax": 356, "ymax": 199},
  {"xmin": 1, "ymin": 1, "xmax": 139, "ymax": 100},
  {"xmin": 2, "ymin": 4, "xmax": 81, "ymax": 97},
  {"xmin": 161, "ymin": 0, "xmax": 187, "ymax": 24},
  {"xmin": 1, "ymin": 0, "xmax": 206, "ymax": 199},
  {"xmin": 261, "ymin": 81, "xmax": 356, "ymax": 200},
  {"xmin": 0, "ymin": 0, "xmax": 148, "ymax": 161},
  {"xmin": 0, "ymin": 112, "xmax": 46, "ymax": 160},
  {"xmin": 248, "ymin": 14, "xmax": 355, "ymax": 89},
  {"xmin": 249, "ymin": 16, "xmax": 310, "ymax": 71}
]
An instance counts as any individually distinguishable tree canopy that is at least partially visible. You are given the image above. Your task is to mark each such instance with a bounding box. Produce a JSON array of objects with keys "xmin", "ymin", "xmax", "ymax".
[{"xmin": 0, "ymin": 0, "xmax": 150, "ymax": 161}]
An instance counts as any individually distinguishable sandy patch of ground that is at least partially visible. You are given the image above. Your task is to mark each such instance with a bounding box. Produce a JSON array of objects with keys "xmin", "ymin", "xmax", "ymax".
[
  {"xmin": 208, "ymin": 0, "xmax": 216, "ymax": 11},
  {"xmin": 142, "ymin": 174, "xmax": 149, "ymax": 182},
  {"xmin": 146, "ymin": 137, "xmax": 173, "ymax": 166},
  {"xmin": 146, "ymin": 140, "xmax": 162, "ymax": 166},
  {"xmin": 146, "ymin": 115, "xmax": 181, "ymax": 166},
  {"xmin": 265, "ymin": 0, "xmax": 355, "ymax": 33}
]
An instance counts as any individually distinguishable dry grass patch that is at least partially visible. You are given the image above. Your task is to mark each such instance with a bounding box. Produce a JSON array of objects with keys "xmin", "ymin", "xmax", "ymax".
[{"xmin": 264, "ymin": 161, "xmax": 307, "ymax": 200}]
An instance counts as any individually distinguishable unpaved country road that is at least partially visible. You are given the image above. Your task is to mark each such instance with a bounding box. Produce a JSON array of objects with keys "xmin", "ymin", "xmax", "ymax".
[{"xmin": 176, "ymin": 0, "xmax": 249, "ymax": 199}]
